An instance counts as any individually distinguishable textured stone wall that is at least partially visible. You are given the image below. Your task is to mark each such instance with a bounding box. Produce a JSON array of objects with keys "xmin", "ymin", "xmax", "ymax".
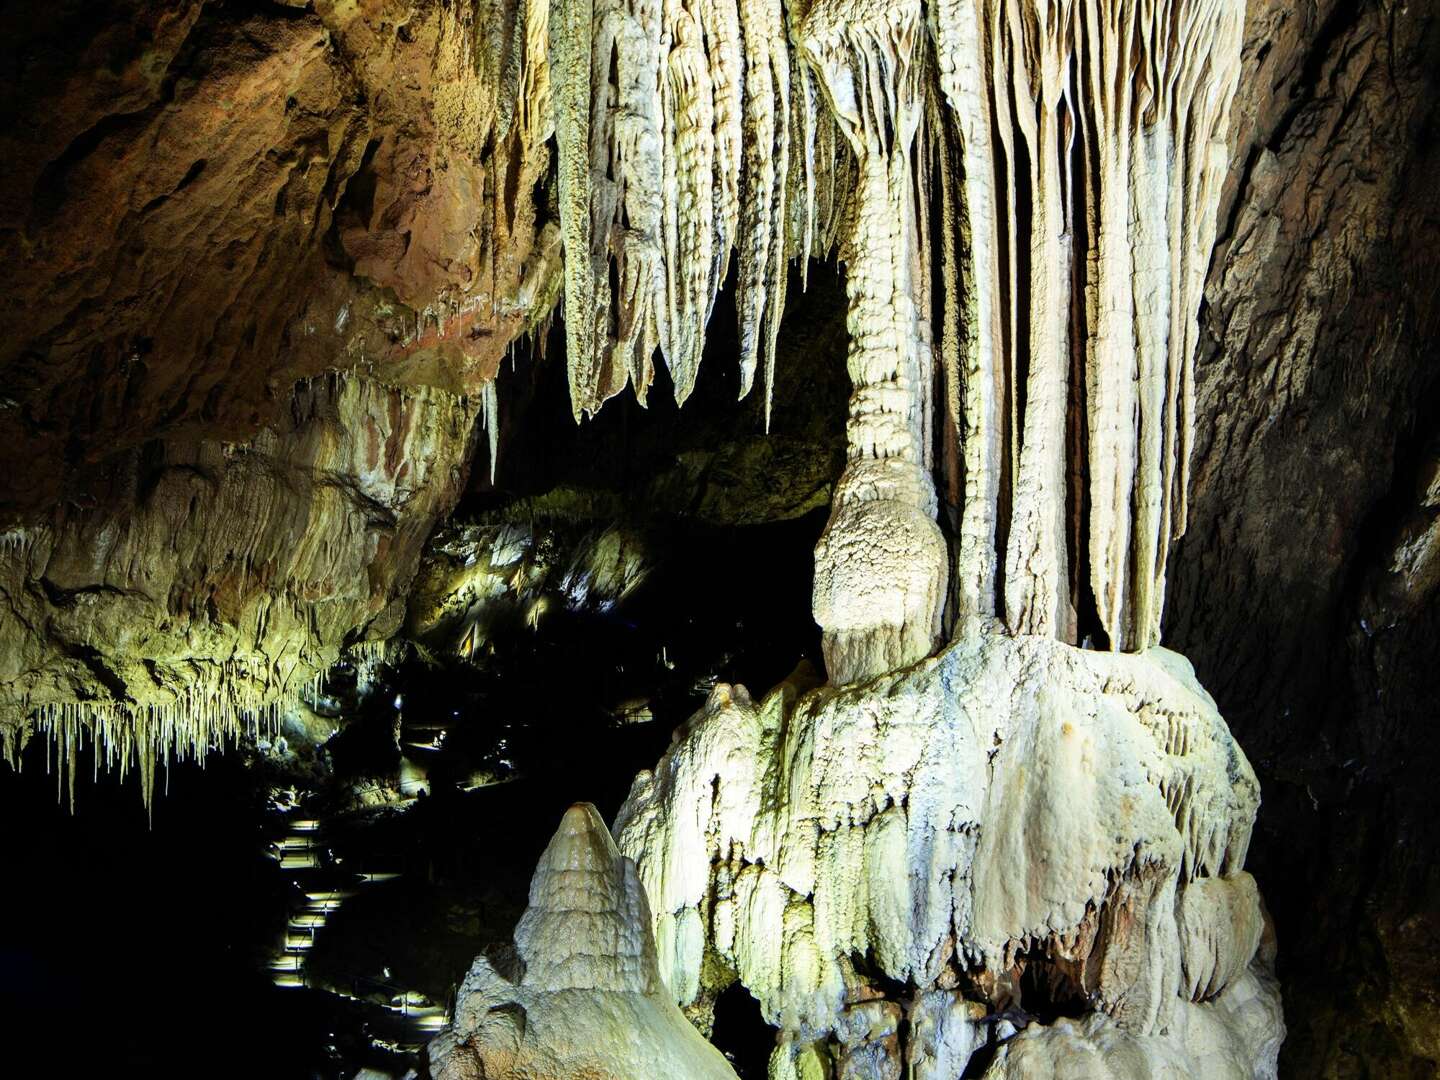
[{"xmin": 1167, "ymin": 1, "xmax": 1440, "ymax": 1074}]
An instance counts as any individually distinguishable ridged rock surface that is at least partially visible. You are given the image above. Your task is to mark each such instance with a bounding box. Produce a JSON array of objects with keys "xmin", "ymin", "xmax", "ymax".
[
  {"xmin": 0, "ymin": 375, "xmax": 476, "ymax": 802},
  {"xmin": 616, "ymin": 632, "xmax": 1282, "ymax": 1077},
  {"xmin": 0, "ymin": 0, "xmax": 559, "ymax": 773},
  {"xmin": 430, "ymin": 803, "xmax": 741, "ymax": 1080}
]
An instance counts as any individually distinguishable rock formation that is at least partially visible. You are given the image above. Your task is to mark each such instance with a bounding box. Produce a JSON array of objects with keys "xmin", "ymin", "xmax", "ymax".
[
  {"xmin": 4, "ymin": 0, "xmax": 1435, "ymax": 1073},
  {"xmin": 616, "ymin": 636, "xmax": 1283, "ymax": 1077},
  {"xmin": 801, "ymin": 0, "xmax": 949, "ymax": 686},
  {"xmin": 0, "ymin": 0, "xmax": 560, "ymax": 789},
  {"xmin": 430, "ymin": 802, "xmax": 742, "ymax": 1079},
  {"xmin": 520, "ymin": 0, "xmax": 1278, "ymax": 1074},
  {"xmin": 0, "ymin": 374, "xmax": 477, "ymax": 807}
]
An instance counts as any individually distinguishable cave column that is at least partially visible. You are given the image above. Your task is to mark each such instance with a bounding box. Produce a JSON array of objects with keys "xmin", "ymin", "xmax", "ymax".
[{"xmin": 803, "ymin": 0, "xmax": 949, "ymax": 686}]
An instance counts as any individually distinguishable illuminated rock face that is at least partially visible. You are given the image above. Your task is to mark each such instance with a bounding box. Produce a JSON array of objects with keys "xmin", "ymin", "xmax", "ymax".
[
  {"xmin": 430, "ymin": 803, "xmax": 741, "ymax": 1080},
  {"xmin": 930, "ymin": 0, "xmax": 1246, "ymax": 653},
  {"xmin": 0, "ymin": 0, "xmax": 559, "ymax": 789},
  {"xmin": 615, "ymin": 634, "xmax": 1283, "ymax": 1077},
  {"xmin": 0, "ymin": 374, "xmax": 478, "ymax": 806}
]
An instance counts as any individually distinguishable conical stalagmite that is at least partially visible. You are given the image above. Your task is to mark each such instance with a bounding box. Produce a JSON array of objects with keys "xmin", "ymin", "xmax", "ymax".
[{"xmin": 430, "ymin": 803, "xmax": 740, "ymax": 1080}]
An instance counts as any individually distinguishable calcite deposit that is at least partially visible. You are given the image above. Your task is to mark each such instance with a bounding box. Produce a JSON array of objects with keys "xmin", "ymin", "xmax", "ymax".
[
  {"xmin": 0, "ymin": 0, "xmax": 561, "ymax": 785},
  {"xmin": 0, "ymin": 374, "xmax": 477, "ymax": 806},
  {"xmin": 7, "ymin": 0, "xmax": 1436, "ymax": 1071},
  {"xmin": 615, "ymin": 634, "xmax": 1282, "ymax": 1077},
  {"xmin": 431, "ymin": 803, "xmax": 741, "ymax": 1080}
]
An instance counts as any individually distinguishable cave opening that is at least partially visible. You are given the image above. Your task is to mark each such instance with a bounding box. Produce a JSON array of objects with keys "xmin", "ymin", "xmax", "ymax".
[{"xmin": 710, "ymin": 982, "xmax": 775, "ymax": 1079}]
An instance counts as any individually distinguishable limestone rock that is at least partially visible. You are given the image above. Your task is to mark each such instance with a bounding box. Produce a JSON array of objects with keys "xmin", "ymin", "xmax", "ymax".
[
  {"xmin": 0, "ymin": 375, "xmax": 476, "ymax": 804},
  {"xmin": 987, "ymin": 966, "xmax": 1285, "ymax": 1080},
  {"xmin": 430, "ymin": 803, "xmax": 741, "ymax": 1080},
  {"xmin": 615, "ymin": 632, "xmax": 1274, "ymax": 1073},
  {"xmin": 799, "ymin": 0, "xmax": 947, "ymax": 685},
  {"xmin": 0, "ymin": 0, "xmax": 559, "ymax": 518}
]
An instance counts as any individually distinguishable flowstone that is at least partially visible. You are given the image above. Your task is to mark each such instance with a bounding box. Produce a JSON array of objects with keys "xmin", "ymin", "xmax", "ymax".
[{"xmin": 613, "ymin": 632, "xmax": 1283, "ymax": 1078}]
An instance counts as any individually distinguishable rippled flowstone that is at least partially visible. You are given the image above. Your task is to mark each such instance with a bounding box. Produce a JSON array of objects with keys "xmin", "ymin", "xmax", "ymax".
[
  {"xmin": 429, "ymin": 803, "xmax": 740, "ymax": 1080},
  {"xmin": 615, "ymin": 632, "xmax": 1284, "ymax": 1079}
]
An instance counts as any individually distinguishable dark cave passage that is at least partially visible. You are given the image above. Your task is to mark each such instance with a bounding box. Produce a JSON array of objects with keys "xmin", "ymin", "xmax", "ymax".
[{"xmin": 0, "ymin": 263, "xmax": 849, "ymax": 1076}]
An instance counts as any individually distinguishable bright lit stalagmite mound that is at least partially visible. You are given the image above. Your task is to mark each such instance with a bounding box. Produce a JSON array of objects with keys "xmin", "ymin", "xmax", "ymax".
[
  {"xmin": 431, "ymin": 803, "xmax": 742, "ymax": 1079},
  {"xmin": 441, "ymin": 0, "xmax": 1285, "ymax": 1077}
]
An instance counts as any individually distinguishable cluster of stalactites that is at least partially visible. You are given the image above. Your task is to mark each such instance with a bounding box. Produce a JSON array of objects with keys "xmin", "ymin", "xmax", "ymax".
[
  {"xmin": 4, "ymin": 640, "xmax": 399, "ymax": 813},
  {"xmin": 541, "ymin": 0, "xmax": 1244, "ymax": 654},
  {"xmin": 548, "ymin": 0, "xmax": 851, "ymax": 425},
  {"xmin": 931, "ymin": 0, "xmax": 1245, "ymax": 651},
  {"xmin": 14, "ymin": 676, "xmax": 284, "ymax": 815}
]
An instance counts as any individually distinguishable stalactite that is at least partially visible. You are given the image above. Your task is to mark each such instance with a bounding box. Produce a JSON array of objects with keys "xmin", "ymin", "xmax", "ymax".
[
  {"xmin": 549, "ymin": 0, "xmax": 801, "ymax": 420},
  {"xmin": 802, "ymin": 0, "xmax": 948, "ymax": 685},
  {"xmin": 26, "ymin": 666, "xmax": 286, "ymax": 814},
  {"xmin": 480, "ymin": 378, "xmax": 500, "ymax": 483},
  {"xmin": 929, "ymin": 0, "xmax": 1245, "ymax": 651},
  {"xmin": 542, "ymin": 0, "xmax": 1241, "ymax": 665},
  {"xmin": 734, "ymin": 0, "xmax": 790, "ymax": 423},
  {"xmin": 663, "ymin": 0, "xmax": 718, "ymax": 404}
]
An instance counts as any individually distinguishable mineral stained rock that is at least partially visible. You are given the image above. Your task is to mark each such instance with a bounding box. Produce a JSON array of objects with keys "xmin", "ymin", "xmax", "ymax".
[
  {"xmin": 430, "ymin": 803, "xmax": 741, "ymax": 1080},
  {"xmin": 615, "ymin": 633, "xmax": 1282, "ymax": 1077},
  {"xmin": 0, "ymin": 374, "xmax": 477, "ymax": 805},
  {"xmin": 0, "ymin": 0, "xmax": 561, "ymax": 775}
]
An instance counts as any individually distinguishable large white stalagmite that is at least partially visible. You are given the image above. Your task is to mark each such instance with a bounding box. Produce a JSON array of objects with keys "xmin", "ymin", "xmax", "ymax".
[
  {"xmin": 615, "ymin": 637, "xmax": 1285, "ymax": 1078},
  {"xmin": 801, "ymin": 0, "xmax": 949, "ymax": 687}
]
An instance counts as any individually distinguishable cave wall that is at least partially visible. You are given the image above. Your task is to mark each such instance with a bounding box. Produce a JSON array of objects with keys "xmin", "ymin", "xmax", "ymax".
[
  {"xmin": 0, "ymin": 0, "xmax": 560, "ymax": 761},
  {"xmin": 1167, "ymin": 1, "xmax": 1440, "ymax": 1074}
]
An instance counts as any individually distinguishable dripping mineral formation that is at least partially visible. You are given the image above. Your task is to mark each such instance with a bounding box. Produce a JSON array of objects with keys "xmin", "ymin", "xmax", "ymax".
[
  {"xmin": 438, "ymin": 0, "xmax": 1279, "ymax": 1076},
  {"xmin": 7, "ymin": 0, "xmax": 1436, "ymax": 1073}
]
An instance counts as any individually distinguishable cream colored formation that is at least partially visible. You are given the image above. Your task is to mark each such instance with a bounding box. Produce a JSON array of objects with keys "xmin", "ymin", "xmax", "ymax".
[
  {"xmin": 931, "ymin": 0, "xmax": 1245, "ymax": 653},
  {"xmin": 0, "ymin": 375, "xmax": 477, "ymax": 804},
  {"xmin": 550, "ymin": 0, "xmax": 852, "ymax": 420},
  {"xmin": 548, "ymin": 0, "xmax": 1245, "ymax": 666},
  {"xmin": 443, "ymin": 0, "xmax": 1283, "ymax": 1077},
  {"xmin": 430, "ymin": 803, "xmax": 743, "ymax": 1079},
  {"xmin": 614, "ymin": 638, "xmax": 1283, "ymax": 1077}
]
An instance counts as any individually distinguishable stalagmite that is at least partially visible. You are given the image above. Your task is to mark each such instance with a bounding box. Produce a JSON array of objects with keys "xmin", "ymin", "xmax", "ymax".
[
  {"xmin": 615, "ymin": 636, "xmax": 1283, "ymax": 1077},
  {"xmin": 429, "ymin": 803, "xmax": 741, "ymax": 1079},
  {"xmin": 801, "ymin": 0, "xmax": 947, "ymax": 685}
]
